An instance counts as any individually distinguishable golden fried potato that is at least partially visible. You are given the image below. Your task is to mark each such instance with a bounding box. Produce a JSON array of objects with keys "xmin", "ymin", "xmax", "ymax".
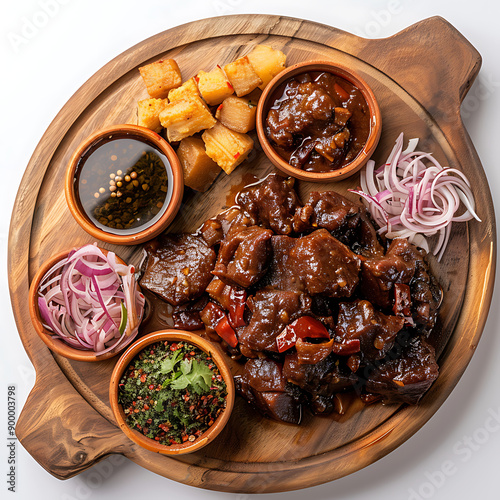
[{"xmin": 139, "ymin": 59, "xmax": 182, "ymax": 99}]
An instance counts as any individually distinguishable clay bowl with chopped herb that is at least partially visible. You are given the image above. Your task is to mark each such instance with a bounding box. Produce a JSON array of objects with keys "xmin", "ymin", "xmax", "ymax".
[
  {"xmin": 65, "ymin": 124, "xmax": 184, "ymax": 246},
  {"xmin": 109, "ymin": 330, "xmax": 235, "ymax": 454}
]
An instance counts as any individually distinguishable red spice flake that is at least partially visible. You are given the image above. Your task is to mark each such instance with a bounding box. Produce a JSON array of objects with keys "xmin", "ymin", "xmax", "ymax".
[
  {"xmin": 233, "ymin": 152, "xmax": 241, "ymax": 159},
  {"xmin": 170, "ymin": 343, "xmax": 178, "ymax": 351},
  {"xmin": 227, "ymin": 81, "xmax": 233, "ymax": 90},
  {"xmin": 154, "ymin": 436, "xmax": 161, "ymax": 441},
  {"xmin": 217, "ymin": 104, "xmax": 223, "ymax": 112},
  {"xmin": 182, "ymin": 435, "xmax": 188, "ymax": 442},
  {"xmin": 194, "ymin": 76, "xmax": 199, "ymax": 83},
  {"xmin": 216, "ymin": 64, "xmax": 221, "ymax": 69}
]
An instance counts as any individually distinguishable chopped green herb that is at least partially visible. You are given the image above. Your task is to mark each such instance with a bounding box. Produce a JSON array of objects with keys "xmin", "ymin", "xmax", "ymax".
[{"xmin": 118, "ymin": 340, "xmax": 227, "ymax": 445}]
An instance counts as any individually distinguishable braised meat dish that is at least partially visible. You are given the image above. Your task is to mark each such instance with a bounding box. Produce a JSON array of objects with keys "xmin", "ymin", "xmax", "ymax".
[{"xmin": 140, "ymin": 174, "xmax": 442, "ymax": 423}]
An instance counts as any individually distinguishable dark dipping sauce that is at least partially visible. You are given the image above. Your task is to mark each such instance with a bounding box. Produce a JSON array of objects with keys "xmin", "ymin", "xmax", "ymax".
[
  {"xmin": 75, "ymin": 135, "xmax": 173, "ymax": 235},
  {"xmin": 265, "ymin": 71, "xmax": 371, "ymax": 172}
]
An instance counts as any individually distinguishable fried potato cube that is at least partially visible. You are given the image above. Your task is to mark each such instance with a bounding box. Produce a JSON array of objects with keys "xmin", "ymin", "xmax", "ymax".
[
  {"xmin": 196, "ymin": 67, "xmax": 234, "ymax": 106},
  {"xmin": 215, "ymin": 95, "xmax": 257, "ymax": 133},
  {"xmin": 159, "ymin": 96, "xmax": 216, "ymax": 142},
  {"xmin": 177, "ymin": 137, "xmax": 221, "ymax": 192},
  {"xmin": 202, "ymin": 121, "xmax": 254, "ymax": 174},
  {"xmin": 168, "ymin": 77, "xmax": 200, "ymax": 103},
  {"xmin": 139, "ymin": 59, "xmax": 182, "ymax": 99},
  {"xmin": 137, "ymin": 98, "xmax": 169, "ymax": 133},
  {"xmin": 246, "ymin": 45, "xmax": 286, "ymax": 90},
  {"xmin": 223, "ymin": 56, "xmax": 262, "ymax": 97}
]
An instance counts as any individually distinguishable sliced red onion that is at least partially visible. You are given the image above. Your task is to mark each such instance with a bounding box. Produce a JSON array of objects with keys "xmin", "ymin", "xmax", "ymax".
[
  {"xmin": 37, "ymin": 243, "xmax": 145, "ymax": 355},
  {"xmin": 350, "ymin": 133, "xmax": 481, "ymax": 261}
]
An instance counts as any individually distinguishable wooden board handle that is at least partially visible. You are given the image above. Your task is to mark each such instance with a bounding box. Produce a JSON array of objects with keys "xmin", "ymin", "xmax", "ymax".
[
  {"xmin": 16, "ymin": 368, "xmax": 129, "ymax": 479},
  {"xmin": 359, "ymin": 16, "xmax": 481, "ymax": 122}
]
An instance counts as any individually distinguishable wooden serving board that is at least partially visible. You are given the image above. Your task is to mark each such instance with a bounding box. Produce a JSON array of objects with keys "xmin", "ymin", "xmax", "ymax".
[{"xmin": 9, "ymin": 15, "xmax": 496, "ymax": 493}]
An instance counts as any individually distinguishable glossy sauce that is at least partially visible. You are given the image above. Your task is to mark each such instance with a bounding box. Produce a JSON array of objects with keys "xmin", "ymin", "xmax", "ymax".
[
  {"xmin": 265, "ymin": 71, "xmax": 371, "ymax": 172},
  {"xmin": 75, "ymin": 135, "xmax": 173, "ymax": 235}
]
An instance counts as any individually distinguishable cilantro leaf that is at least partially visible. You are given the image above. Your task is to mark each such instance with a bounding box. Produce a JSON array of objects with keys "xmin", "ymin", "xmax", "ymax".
[
  {"xmin": 160, "ymin": 349, "xmax": 183, "ymax": 374},
  {"xmin": 180, "ymin": 358, "xmax": 192, "ymax": 375},
  {"xmin": 191, "ymin": 359, "xmax": 213, "ymax": 388},
  {"xmin": 170, "ymin": 359, "xmax": 213, "ymax": 393}
]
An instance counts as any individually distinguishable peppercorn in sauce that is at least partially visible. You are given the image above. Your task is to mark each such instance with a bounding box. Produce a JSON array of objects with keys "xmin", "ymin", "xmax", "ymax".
[
  {"xmin": 75, "ymin": 136, "xmax": 172, "ymax": 235},
  {"xmin": 118, "ymin": 341, "xmax": 227, "ymax": 445}
]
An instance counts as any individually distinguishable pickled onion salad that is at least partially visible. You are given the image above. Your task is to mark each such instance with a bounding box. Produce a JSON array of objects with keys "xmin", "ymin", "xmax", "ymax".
[
  {"xmin": 350, "ymin": 133, "xmax": 481, "ymax": 261},
  {"xmin": 36, "ymin": 244, "xmax": 145, "ymax": 355}
]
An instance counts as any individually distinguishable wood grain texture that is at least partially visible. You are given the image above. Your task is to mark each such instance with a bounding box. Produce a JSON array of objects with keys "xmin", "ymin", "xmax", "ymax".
[{"xmin": 9, "ymin": 15, "xmax": 496, "ymax": 492}]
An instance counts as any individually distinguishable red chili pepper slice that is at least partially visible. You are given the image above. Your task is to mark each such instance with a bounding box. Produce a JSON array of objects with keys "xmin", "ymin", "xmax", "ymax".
[
  {"xmin": 288, "ymin": 316, "xmax": 330, "ymax": 340},
  {"xmin": 275, "ymin": 316, "xmax": 330, "ymax": 353},
  {"xmin": 215, "ymin": 316, "xmax": 238, "ymax": 348},
  {"xmin": 227, "ymin": 288, "xmax": 247, "ymax": 328},
  {"xmin": 276, "ymin": 328, "xmax": 297, "ymax": 353},
  {"xmin": 201, "ymin": 302, "xmax": 238, "ymax": 348}
]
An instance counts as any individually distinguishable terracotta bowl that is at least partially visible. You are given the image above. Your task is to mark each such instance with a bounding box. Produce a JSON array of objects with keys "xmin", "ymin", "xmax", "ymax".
[
  {"xmin": 109, "ymin": 330, "xmax": 235, "ymax": 455},
  {"xmin": 65, "ymin": 124, "xmax": 183, "ymax": 245},
  {"xmin": 29, "ymin": 247, "xmax": 143, "ymax": 362},
  {"xmin": 256, "ymin": 60, "xmax": 382, "ymax": 182}
]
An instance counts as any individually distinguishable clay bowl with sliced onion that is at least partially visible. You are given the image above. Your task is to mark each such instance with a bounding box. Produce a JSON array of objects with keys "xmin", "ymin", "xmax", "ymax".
[
  {"xmin": 65, "ymin": 124, "xmax": 183, "ymax": 246},
  {"xmin": 256, "ymin": 60, "xmax": 382, "ymax": 182},
  {"xmin": 109, "ymin": 330, "xmax": 235, "ymax": 455},
  {"xmin": 28, "ymin": 244, "xmax": 145, "ymax": 362}
]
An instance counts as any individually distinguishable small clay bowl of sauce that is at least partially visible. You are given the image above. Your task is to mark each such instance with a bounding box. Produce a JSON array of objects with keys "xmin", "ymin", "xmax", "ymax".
[
  {"xmin": 109, "ymin": 330, "xmax": 235, "ymax": 455},
  {"xmin": 257, "ymin": 60, "xmax": 382, "ymax": 182},
  {"xmin": 65, "ymin": 124, "xmax": 183, "ymax": 245}
]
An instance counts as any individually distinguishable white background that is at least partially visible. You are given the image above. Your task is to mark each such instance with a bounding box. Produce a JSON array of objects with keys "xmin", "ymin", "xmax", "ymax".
[{"xmin": 1, "ymin": 1, "xmax": 499, "ymax": 499}]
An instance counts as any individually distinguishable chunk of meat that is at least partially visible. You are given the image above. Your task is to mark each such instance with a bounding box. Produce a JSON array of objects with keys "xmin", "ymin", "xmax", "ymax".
[
  {"xmin": 288, "ymin": 229, "xmax": 361, "ymax": 298},
  {"xmin": 283, "ymin": 353, "xmax": 357, "ymax": 414},
  {"xmin": 234, "ymin": 358, "xmax": 302, "ymax": 424},
  {"xmin": 357, "ymin": 212, "xmax": 385, "ymax": 257},
  {"xmin": 239, "ymin": 289, "xmax": 313, "ymax": 352},
  {"xmin": 199, "ymin": 207, "xmax": 251, "ymax": 247},
  {"xmin": 260, "ymin": 235, "xmax": 300, "ymax": 290},
  {"xmin": 410, "ymin": 259, "xmax": 442, "ymax": 333},
  {"xmin": 171, "ymin": 295, "xmax": 208, "ymax": 330},
  {"xmin": 212, "ymin": 226, "xmax": 273, "ymax": 288},
  {"xmin": 236, "ymin": 174, "xmax": 301, "ymax": 235},
  {"xmin": 364, "ymin": 337, "xmax": 439, "ymax": 404},
  {"xmin": 335, "ymin": 300, "xmax": 404, "ymax": 361},
  {"xmin": 140, "ymin": 234, "xmax": 216, "ymax": 306},
  {"xmin": 360, "ymin": 238, "xmax": 423, "ymax": 308},
  {"xmin": 293, "ymin": 190, "xmax": 361, "ymax": 235}
]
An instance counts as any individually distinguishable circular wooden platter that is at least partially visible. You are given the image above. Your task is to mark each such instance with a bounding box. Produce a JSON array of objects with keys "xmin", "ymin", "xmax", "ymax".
[{"xmin": 9, "ymin": 15, "xmax": 496, "ymax": 493}]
